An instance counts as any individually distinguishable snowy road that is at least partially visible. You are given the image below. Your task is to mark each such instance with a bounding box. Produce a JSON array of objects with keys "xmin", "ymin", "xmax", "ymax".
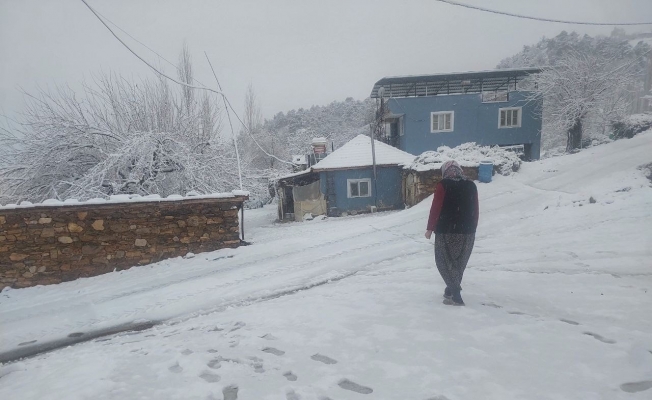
[{"xmin": 1, "ymin": 132, "xmax": 651, "ymax": 399}]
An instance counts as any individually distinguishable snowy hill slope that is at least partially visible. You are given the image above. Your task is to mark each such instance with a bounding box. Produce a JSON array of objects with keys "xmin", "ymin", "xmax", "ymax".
[{"xmin": 1, "ymin": 131, "xmax": 651, "ymax": 399}]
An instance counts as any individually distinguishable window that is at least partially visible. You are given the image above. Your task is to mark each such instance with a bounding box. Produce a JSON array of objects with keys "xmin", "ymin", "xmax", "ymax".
[
  {"xmin": 431, "ymin": 111, "xmax": 454, "ymax": 133},
  {"xmin": 347, "ymin": 179, "xmax": 371, "ymax": 198},
  {"xmin": 499, "ymin": 107, "xmax": 521, "ymax": 128}
]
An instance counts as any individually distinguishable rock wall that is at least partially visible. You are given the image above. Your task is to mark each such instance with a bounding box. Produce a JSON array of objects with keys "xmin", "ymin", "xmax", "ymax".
[{"xmin": 0, "ymin": 196, "xmax": 247, "ymax": 290}]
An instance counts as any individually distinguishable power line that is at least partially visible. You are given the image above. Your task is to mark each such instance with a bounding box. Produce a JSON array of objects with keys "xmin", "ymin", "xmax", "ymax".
[
  {"xmin": 92, "ymin": 7, "xmax": 212, "ymax": 89},
  {"xmin": 79, "ymin": 0, "xmax": 295, "ymax": 168},
  {"xmin": 80, "ymin": 0, "xmax": 223, "ymax": 96},
  {"xmin": 435, "ymin": 0, "xmax": 652, "ymax": 26},
  {"xmin": 221, "ymin": 96, "xmax": 294, "ymax": 166},
  {"xmin": 205, "ymin": 51, "xmax": 243, "ymax": 190}
]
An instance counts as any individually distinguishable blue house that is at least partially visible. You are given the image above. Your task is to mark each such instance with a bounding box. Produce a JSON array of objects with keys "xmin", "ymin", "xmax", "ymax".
[
  {"xmin": 370, "ymin": 68, "xmax": 543, "ymax": 160},
  {"xmin": 312, "ymin": 135, "xmax": 415, "ymax": 216}
]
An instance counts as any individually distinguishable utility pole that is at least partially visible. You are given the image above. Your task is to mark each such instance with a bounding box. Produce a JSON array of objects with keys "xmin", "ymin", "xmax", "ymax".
[
  {"xmin": 370, "ymin": 124, "xmax": 378, "ymax": 208},
  {"xmin": 371, "ymin": 87, "xmax": 387, "ymax": 208}
]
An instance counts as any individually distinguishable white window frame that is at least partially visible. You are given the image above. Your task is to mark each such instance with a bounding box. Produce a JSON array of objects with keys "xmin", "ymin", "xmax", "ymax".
[
  {"xmin": 499, "ymin": 107, "xmax": 522, "ymax": 128},
  {"xmin": 385, "ymin": 117, "xmax": 404, "ymax": 137},
  {"xmin": 430, "ymin": 111, "xmax": 454, "ymax": 133},
  {"xmin": 347, "ymin": 178, "xmax": 372, "ymax": 198}
]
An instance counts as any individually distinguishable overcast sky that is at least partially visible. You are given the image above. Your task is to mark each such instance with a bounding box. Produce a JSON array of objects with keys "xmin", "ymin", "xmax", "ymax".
[{"xmin": 1, "ymin": 0, "xmax": 651, "ymax": 121}]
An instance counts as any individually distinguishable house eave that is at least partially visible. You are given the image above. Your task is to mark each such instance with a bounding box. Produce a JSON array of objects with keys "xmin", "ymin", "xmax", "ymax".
[{"xmin": 312, "ymin": 163, "xmax": 403, "ymax": 172}]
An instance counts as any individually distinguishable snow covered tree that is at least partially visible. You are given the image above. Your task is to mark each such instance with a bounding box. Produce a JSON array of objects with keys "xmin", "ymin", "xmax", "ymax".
[
  {"xmin": 237, "ymin": 84, "xmax": 286, "ymax": 172},
  {"xmin": 262, "ymin": 97, "xmax": 375, "ymax": 156},
  {"xmin": 500, "ymin": 30, "xmax": 650, "ymax": 152},
  {"xmin": 532, "ymin": 52, "xmax": 640, "ymax": 152},
  {"xmin": 0, "ymin": 48, "xmax": 243, "ymax": 204}
]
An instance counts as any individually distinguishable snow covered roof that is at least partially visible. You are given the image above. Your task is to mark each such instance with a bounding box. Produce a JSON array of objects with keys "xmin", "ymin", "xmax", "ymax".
[
  {"xmin": 0, "ymin": 191, "xmax": 249, "ymax": 211},
  {"xmin": 312, "ymin": 134, "xmax": 415, "ymax": 171},
  {"xmin": 275, "ymin": 169, "xmax": 315, "ymax": 181}
]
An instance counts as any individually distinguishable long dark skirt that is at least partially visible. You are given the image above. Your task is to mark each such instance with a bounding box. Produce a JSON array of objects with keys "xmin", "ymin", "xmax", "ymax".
[{"xmin": 434, "ymin": 233, "xmax": 475, "ymax": 291}]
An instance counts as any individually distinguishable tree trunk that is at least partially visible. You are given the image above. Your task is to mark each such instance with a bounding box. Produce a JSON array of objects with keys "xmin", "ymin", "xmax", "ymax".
[{"xmin": 567, "ymin": 117, "xmax": 583, "ymax": 152}]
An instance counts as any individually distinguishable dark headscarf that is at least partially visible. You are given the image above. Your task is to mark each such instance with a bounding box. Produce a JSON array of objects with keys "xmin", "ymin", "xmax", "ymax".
[{"xmin": 441, "ymin": 160, "xmax": 465, "ymax": 180}]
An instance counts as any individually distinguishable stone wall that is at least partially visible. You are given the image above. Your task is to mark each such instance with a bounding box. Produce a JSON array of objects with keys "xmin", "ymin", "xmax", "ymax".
[
  {"xmin": 0, "ymin": 195, "xmax": 247, "ymax": 290},
  {"xmin": 403, "ymin": 167, "xmax": 479, "ymax": 207}
]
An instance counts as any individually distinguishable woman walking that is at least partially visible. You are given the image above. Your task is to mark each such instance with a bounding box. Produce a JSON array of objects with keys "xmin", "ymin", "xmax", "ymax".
[{"xmin": 425, "ymin": 160, "xmax": 479, "ymax": 306}]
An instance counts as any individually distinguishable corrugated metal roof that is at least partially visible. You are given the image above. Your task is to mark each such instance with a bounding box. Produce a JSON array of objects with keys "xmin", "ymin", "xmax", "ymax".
[{"xmin": 370, "ymin": 67, "xmax": 542, "ymax": 98}]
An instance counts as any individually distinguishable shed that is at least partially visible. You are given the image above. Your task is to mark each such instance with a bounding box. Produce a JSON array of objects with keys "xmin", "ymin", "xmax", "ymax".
[
  {"xmin": 275, "ymin": 169, "xmax": 325, "ymax": 222},
  {"xmin": 312, "ymin": 134, "xmax": 415, "ymax": 216}
]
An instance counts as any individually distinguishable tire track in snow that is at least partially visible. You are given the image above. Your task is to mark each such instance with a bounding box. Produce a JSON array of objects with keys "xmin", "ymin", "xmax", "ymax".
[
  {"xmin": 42, "ymin": 236, "xmax": 427, "ymax": 341},
  {"xmin": 3, "ymin": 218, "xmax": 429, "ymax": 346},
  {"xmin": 1, "ymin": 228, "xmax": 376, "ymax": 323},
  {"xmin": 3, "ymin": 213, "xmax": 427, "ymax": 325},
  {"xmin": 0, "ymin": 245, "xmax": 430, "ymax": 363},
  {"xmin": 0, "ymin": 232, "xmax": 358, "ymax": 317}
]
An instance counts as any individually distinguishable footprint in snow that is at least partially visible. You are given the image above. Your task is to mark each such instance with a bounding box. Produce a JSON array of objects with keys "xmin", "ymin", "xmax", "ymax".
[
  {"xmin": 481, "ymin": 302, "xmax": 502, "ymax": 309},
  {"xmin": 222, "ymin": 385, "xmax": 238, "ymax": 400},
  {"xmin": 283, "ymin": 371, "xmax": 298, "ymax": 381},
  {"xmin": 199, "ymin": 371, "xmax": 221, "ymax": 383},
  {"xmin": 229, "ymin": 322, "xmax": 246, "ymax": 332},
  {"xmin": 260, "ymin": 333, "xmax": 278, "ymax": 340},
  {"xmin": 311, "ymin": 354, "xmax": 337, "ymax": 364},
  {"xmin": 508, "ymin": 311, "xmax": 527, "ymax": 315},
  {"xmin": 168, "ymin": 363, "xmax": 183, "ymax": 373},
  {"xmin": 338, "ymin": 379, "xmax": 373, "ymax": 394},
  {"xmin": 620, "ymin": 380, "xmax": 652, "ymax": 393},
  {"xmin": 286, "ymin": 389, "xmax": 301, "ymax": 400},
  {"xmin": 583, "ymin": 332, "xmax": 616, "ymax": 344},
  {"xmin": 207, "ymin": 359, "xmax": 222, "ymax": 369},
  {"xmin": 559, "ymin": 319, "xmax": 580, "ymax": 325},
  {"xmin": 207, "ymin": 349, "xmax": 219, "ymax": 353},
  {"xmin": 181, "ymin": 349, "xmax": 193, "ymax": 355},
  {"xmin": 245, "ymin": 356, "xmax": 265, "ymax": 373},
  {"xmin": 253, "ymin": 362, "xmax": 265, "ymax": 373},
  {"xmin": 262, "ymin": 347, "xmax": 285, "ymax": 356}
]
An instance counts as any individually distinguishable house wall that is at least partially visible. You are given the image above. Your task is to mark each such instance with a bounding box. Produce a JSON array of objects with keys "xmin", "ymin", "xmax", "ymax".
[
  {"xmin": 319, "ymin": 167, "xmax": 403, "ymax": 214},
  {"xmin": 0, "ymin": 196, "xmax": 246, "ymax": 290},
  {"xmin": 388, "ymin": 91, "xmax": 542, "ymax": 160}
]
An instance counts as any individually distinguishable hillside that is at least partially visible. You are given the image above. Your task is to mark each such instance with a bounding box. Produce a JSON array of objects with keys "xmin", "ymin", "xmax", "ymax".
[{"xmin": 263, "ymin": 97, "xmax": 376, "ymax": 157}]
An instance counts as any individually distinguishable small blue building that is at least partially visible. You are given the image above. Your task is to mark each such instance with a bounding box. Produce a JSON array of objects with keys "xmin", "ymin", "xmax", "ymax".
[
  {"xmin": 370, "ymin": 68, "xmax": 543, "ymax": 160},
  {"xmin": 312, "ymin": 135, "xmax": 415, "ymax": 216}
]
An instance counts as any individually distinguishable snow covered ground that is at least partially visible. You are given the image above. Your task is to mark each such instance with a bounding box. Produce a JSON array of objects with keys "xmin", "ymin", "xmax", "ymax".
[{"xmin": 1, "ymin": 131, "xmax": 651, "ymax": 399}]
